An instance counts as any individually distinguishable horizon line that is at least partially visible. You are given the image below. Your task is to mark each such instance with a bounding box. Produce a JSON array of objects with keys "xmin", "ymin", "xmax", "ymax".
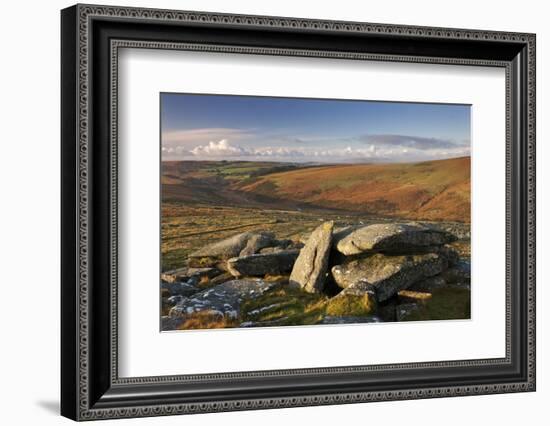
[{"xmin": 160, "ymin": 155, "xmax": 471, "ymax": 165}]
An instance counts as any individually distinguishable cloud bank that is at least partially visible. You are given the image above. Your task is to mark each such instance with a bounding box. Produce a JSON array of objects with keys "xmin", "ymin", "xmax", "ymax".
[
  {"xmin": 358, "ymin": 134, "xmax": 465, "ymax": 150},
  {"xmin": 162, "ymin": 137, "xmax": 470, "ymax": 163}
]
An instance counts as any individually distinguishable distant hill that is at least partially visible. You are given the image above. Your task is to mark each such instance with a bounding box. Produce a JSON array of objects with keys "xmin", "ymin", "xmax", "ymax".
[{"xmin": 162, "ymin": 157, "xmax": 471, "ymax": 222}]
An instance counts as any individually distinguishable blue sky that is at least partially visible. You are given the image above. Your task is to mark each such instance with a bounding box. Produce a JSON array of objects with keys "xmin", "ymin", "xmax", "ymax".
[{"xmin": 161, "ymin": 93, "xmax": 471, "ymax": 163}]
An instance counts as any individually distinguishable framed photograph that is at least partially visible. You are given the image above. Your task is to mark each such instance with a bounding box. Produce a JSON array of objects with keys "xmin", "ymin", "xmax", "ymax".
[{"xmin": 61, "ymin": 4, "xmax": 536, "ymax": 421}]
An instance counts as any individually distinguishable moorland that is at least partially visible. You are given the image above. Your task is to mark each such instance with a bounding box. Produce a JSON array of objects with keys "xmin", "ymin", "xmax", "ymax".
[{"xmin": 160, "ymin": 157, "xmax": 471, "ymax": 330}]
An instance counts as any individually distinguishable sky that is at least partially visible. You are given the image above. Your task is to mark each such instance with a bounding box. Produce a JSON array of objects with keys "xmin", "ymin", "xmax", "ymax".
[{"xmin": 160, "ymin": 93, "xmax": 471, "ymax": 163}]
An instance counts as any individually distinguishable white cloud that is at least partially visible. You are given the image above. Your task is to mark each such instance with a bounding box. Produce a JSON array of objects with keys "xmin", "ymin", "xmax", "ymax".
[
  {"xmin": 189, "ymin": 139, "xmax": 251, "ymax": 157},
  {"xmin": 254, "ymin": 147, "xmax": 305, "ymax": 158},
  {"xmin": 162, "ymin": 146, "xmax": 192, "ymax": 156}
]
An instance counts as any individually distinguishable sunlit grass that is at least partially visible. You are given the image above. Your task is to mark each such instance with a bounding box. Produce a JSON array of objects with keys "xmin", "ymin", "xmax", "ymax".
[
  {"xmin": 160, "ymin": 202, "xmax": 362, "ymax": 271},
  {"xmin": 239, "ymin": 285, "xmax": 376, "ymax": 327}
]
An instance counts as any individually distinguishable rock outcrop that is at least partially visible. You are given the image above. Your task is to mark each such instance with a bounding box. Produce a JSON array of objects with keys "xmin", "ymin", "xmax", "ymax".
[
  {"xmin": 289, "ymin": 221, "xmax": 334, "ymax": 293},
  {"xmin": 161, "ymin": 219, "xmax": 470, "ymax": 330},
  {"xmin": 336, "ymin": 223, "xmax": 456, "ymax": 255}
]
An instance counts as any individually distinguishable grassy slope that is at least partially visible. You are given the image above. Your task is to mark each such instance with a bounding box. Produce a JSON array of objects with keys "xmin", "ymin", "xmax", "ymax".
[
  {"xmin": 161, "ymin": 157, "xmax": 470, "ymax": 222},
  {"xmin": 161, "ymin": 161, "xmax": 305, "ymax": 207},
  {"xmin": 236, "ymin": 157, "xmax": 471, "ymax": 222}
]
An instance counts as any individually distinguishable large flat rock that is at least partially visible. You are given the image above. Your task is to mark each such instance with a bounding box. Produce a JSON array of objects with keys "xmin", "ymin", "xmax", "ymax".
[
  {"xmin": 332, "ymin": 252, "xmax": 448, "ymax": 302},
  {"xmin": 289, "ymin": 221, "xmax": 333, "ymax": 293},
  {"xmin": 335, "ymin": 223, "xmax": 456, "ymax": 255},
  {"xmin": 227, "ymin": 250, "xmax": 299, "ymax": 277}
]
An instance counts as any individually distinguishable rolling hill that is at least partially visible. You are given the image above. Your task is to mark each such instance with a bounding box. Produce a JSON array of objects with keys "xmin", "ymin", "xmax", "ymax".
[{"xmin": 162, "ymin": 157, "xmax": 471, "ymax": 222}]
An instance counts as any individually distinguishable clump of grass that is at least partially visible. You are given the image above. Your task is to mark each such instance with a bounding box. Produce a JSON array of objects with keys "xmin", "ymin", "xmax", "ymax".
[
  {"xmin": 325, "ymin": 293, "xmax": 375, "ymax": 316},
  {"xmin": 197, "ymin": 272, "xmax": 233, "ymax": 289},
  {"xmin": 263, "ymin": 274, "xmax": 290, "ymax": 284},
  {"xmin": 187, "ymin": 257, "xmax": 219, "ymax": 268},
  {"xmin": 162, "ymin": 248, "xmax": 190, "ymax": 271},
  {"xmin": 400, "ymin": 287, "xmax": 470, "ymax": 321},
  {"xmin": 177, "ymin": 311, "xmax": 239, "ymax": 330}
]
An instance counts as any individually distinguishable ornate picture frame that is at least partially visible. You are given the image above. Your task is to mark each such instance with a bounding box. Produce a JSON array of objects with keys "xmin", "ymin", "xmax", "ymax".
[{"xmin": 61, "ymin": 4, "xmax": 535, "ymax": 421}]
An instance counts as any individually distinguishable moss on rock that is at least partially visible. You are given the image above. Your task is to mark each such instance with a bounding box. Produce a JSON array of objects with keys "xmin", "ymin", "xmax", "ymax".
[{"xmin": 325, "ymin": 293, "xmax": 375, "ymax": 316}]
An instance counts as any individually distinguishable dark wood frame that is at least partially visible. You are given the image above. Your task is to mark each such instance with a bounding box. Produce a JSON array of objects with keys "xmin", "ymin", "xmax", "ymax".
[{"xmin": 61, "ymin": 4, "xmax": 536, "ymax": 421}]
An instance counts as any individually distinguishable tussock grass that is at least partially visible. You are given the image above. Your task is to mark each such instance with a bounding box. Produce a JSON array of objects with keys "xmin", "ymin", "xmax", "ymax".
[
  {"xmin": 177, "ymin": 311, "xmax": 239, "ymax": 330},
  {"xmin": 400, "ymin": 287, "xmax": 470, "ymax": 321}
]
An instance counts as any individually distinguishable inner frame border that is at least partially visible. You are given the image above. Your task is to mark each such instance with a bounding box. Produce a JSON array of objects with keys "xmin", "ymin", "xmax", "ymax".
[{"xmin": 111, "ymin": 40, "xmax": 510, "ymax": 383}]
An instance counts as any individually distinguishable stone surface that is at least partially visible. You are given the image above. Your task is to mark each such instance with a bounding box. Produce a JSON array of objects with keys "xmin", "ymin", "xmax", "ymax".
[
  {"xmin": 409, "ymin": 275, "xmax": 447, "ymax": 291},
  {"xmin": 289, "ymin": 221, "xmax": 334, "ymax": 293},
  {"xmin": 187, "ymin": 267, "xmax": 223, "ymax": 279},
  {"xmin": 227, "ymin": 250, "xmax": 299, "ymax": 277},
  {"xmin": 188, "ymin": 231, "xmax": 276, "ymax": 267},
  {"xmin": 332, "ymin": 225, "xmax": 361, "ymax": 247},
  {"xmin": 161, "ymin": 281, "xmax": 200, "ymax": 297},
  {"xmin": 331, "ymin": 252, "xmax": 448, "ymax": 302},
  {"xmin": 169, "ymin": 279, "xmax": 278, "ymax": 322},
  {"xmin": 239, "ymin": 233, "xmax": 278, "ymax": 256},
  {"xmin": 208, "ymin": 271, "xmax": 234, "ymax": 286},
  {"xmin": 437, "ymin": 244, "xmax": 460, "ymax": 266},
  {"xmin": 409, "ymin": 259, "xmax": 470, "ymax": 291},
  {"xmin": 259, "ymin": 246, "xmax": 285, "ymax": 254},
  {"xmin": 440, "ymin": 261, "xmax": 471, "ymax": 288},
  {"xmin": 161, "ymin": 267, "xmax": 222, "ymax": 283},
  {"xmin": 335, "ymin": 223, "xmax": 456, "ymax": 255},
  {"xmin": 259, "ymin": 239, "xmax": 303, "ymax": 254},
  {"xmin": 166, "ymin": 295, "xmax": 186, "ymax": 306}
]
